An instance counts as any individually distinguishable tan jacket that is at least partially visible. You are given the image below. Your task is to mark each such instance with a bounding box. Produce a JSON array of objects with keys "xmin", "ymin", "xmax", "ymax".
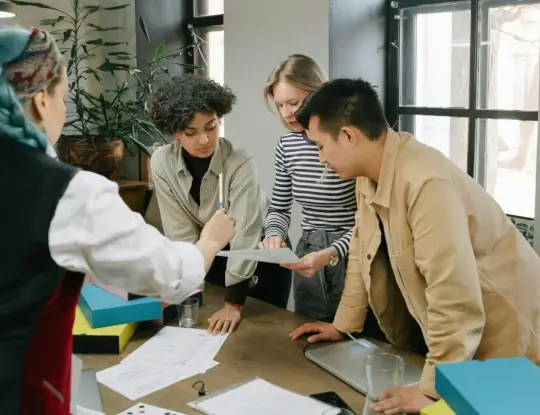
[{"xmin": 333, "ymin": 129, "xmax": 540, "ymax": 398}]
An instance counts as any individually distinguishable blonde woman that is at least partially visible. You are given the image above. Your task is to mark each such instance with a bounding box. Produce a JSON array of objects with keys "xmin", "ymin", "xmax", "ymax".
[{"xmin": 260, "ymin": 54, "xmax": 358, "ymax": 324}]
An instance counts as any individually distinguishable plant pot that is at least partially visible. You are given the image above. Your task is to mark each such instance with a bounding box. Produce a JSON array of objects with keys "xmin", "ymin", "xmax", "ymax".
[{"xmin": 56, "ymin": 136, "xmax": 125, "ymax": 179}]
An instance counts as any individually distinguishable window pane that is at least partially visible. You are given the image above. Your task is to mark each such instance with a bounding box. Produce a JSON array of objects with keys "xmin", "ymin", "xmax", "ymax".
[
  {"xmin": 195, "ymin": 29, "xmax": 225, "ymax": 136},
  {"xmin": 400, "ymin": 6, "xmax": 471, "ymax": 108},
  {"xmin": 194, "ymin": 0, "xmax": 224, "ymax": 16},
  {"xmin": 399, "ymin": 115, "xmax": 468, "ymax": 171},
  {"xmin": 477, "ymin": 2, "xmax": 540, "ymax": 111},
  {"xmin": 479, "ymin": 119, "xmax": 537, "ymax": 218}
]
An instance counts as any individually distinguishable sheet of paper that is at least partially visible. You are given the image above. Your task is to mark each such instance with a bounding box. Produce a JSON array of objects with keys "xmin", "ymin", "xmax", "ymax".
[
  {"xmin": 121, "ymin": 327, "xmax": 228, "ymax": 371},
  {"xmin": 189, "ymin": 378, "xmax": 333, "ymax": 415},
  {"xmin": 117, "ymin": 402, "xmax": 187, "ymax": 415},
  {"xmin": 70, "ymin": 355, "xmax": 83, "ymax": 415},
  {"xmin": 97, "ymin": 359, "xmax": 219, "ymax": 401},
  {"xmin": 98, "ymin": 328, "xmax": 226, "ymax": 401},
  {"xmin": 76, "ymin": 405, "xmax": 104, "ymax": 415},
  {"xmin": 217, "ymin": 248, "xmax": 300, "ymax": 264}
]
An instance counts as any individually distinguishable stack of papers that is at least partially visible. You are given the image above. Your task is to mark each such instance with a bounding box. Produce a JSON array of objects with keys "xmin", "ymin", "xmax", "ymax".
[
  {"xmin": 188, "ymin": 378, "xmax": 334, "ymax": 415},
  {"xmin": 97, "ymin": 327, "xmax": 227, "ymax": 401}
]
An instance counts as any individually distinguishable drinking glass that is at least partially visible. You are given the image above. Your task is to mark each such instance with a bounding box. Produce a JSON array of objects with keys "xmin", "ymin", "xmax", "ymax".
[
  {"xmin": 363, "ymin": 353, "xmax": 405, "ymax": 415},
  {"xmin": 177, "ymin": 297, "xmax": 199, "ymax": 328}
]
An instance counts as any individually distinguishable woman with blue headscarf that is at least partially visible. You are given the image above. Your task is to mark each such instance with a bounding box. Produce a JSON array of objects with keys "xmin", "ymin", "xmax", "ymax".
[{"xmin": 0, "ymin": 27, "xmax": 235, "ymax": 414}]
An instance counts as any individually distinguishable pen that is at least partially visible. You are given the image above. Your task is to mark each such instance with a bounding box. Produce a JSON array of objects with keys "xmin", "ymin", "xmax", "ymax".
[{"xmin": 218, "ymin": 173, "xmax": 224, "ymax": 210}]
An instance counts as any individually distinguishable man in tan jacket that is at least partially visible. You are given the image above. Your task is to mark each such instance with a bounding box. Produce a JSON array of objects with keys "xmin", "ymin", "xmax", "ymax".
[{"xmin": 289, "ymin": 78, "xmax": 540, "ymax": 414}]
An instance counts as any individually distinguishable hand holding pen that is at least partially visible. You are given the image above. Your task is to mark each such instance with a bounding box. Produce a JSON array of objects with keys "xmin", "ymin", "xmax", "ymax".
[{"xmin": 218, "ymin": 172, "xmax": 225, "ymax": 211}]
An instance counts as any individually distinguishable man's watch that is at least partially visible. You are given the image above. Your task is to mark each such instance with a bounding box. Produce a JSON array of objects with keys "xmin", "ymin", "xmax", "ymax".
[{"xmin": 328, "ymin": 247, "xmax": 340, "ymax": 267}]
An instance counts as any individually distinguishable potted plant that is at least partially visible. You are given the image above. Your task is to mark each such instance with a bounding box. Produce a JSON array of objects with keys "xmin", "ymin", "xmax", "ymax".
[{"xmin": 12, "ymin": 0, "xmax": 198, "ymax": 178}]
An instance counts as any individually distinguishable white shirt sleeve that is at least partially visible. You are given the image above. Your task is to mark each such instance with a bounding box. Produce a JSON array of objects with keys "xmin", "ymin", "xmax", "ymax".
[{"xmin": 48, "ymin": 170, "xmax": 206, "ymax": 304}]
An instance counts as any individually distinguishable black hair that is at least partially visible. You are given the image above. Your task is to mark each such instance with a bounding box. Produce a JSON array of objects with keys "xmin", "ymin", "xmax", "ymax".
[
  {"xmin": 148, "ymin": 74, "xmax": 236, "ymax": 135},
  {"xmin": 295, "ymin": 78, "xmax": 387, "ymax": 140}
]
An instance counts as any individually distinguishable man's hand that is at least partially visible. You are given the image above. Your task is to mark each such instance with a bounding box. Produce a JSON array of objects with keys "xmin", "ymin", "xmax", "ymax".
[
  {"xmin": 207, "ymin": 303, "xmax": 242, "ymax": 335},
  {"xmin": 371, "ymin": 384, "xmax": 435, "ymax": 414},
  {"xmin": 259, "ymin": 236, "xmax": 286, "ymax": 249},
  {"xmin": 289, "ymin": 322, "xmax": 343, "ymax": 343},
  {"xmin": 281, "ymin": 248, "xmax": 333, "ymax": 277}
]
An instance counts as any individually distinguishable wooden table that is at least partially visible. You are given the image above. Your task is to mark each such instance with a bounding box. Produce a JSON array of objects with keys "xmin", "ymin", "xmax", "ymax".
[{"xmin": 80, "ymin": 284, "xmax": 422, "ymax": 414}]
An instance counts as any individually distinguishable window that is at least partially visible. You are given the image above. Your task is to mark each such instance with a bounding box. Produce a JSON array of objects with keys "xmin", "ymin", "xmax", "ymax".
[
  {"xmin": 387, "ymin": 0, "xmax": 540, "ymax": 218},
  {"xmin": 194, "ymin": 28, "xmax": 225, "ymax": 135},
  {"xmin": 189, "ymin": 0, "xmax": 225, "ymax": 135},
  {"xmin": 194, "ymin": 0, "xmax": 224, "ymax": 17}
]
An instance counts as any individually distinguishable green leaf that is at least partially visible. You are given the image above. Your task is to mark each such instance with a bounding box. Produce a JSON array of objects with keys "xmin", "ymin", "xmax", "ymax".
[
  {"xmin": 11, "ymin": 0, "xmax": 65, "ymax": 14},
  {"xmin": 62, "ymin": 29, "xmax": 72, "ymax": 43},
  {"xmin": 83, "ymin": 5, "xmax": 100, "ymax": 13},
  {"xmin": 86, "ymin": 39, "xmax": 104, "ymax": 46},
  {"xmin": 103, "ymin": 4, "xmax": 130, "ymax": 10},
  {"xmin": 40, "ymin": 16, "xmax": 64, "ymax": 26},
  {"xmin": 103, "ymin": 42, "xmax": 127, "ymax": 47},
  {"xmin": 152, "ymin": 41, "xmax": 166, "ymax": 62},
  {"xmin": 83, "ymin": 68, "xmax": 101, "ymax": 82},
  {"xmin": 108, "ymin": 51, "xmax": 132, "ymax": 56},
  {"xmin": 86, "ymin": 23, "xmax": 123, "ymax": 32},
  {"xmin": 98, "ymin": 62, "xmax": 130, "ymax": 72}
]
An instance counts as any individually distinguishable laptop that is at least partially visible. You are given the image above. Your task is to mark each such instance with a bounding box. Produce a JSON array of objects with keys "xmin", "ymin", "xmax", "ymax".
[{"xmin": 304, "ymin": 338, "xmax": 422, "ymax": 394}]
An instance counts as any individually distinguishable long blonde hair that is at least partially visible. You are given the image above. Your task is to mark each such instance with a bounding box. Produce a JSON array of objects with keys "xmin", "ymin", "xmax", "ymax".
[{"xmin": 264, "ymin": 54, "xmax": 328, "ymax": 114}]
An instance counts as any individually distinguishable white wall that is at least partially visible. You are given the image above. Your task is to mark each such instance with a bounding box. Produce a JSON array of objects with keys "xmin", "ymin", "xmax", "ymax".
[{"xmin": 224, "ymin": 0, "xmax": 330, "ymax": 249}]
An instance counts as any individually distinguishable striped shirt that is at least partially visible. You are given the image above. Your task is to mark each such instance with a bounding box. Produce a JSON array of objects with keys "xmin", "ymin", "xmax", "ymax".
[{"xmin": 265, "ymin": 132, "xmax": 357, "ymax": 258}]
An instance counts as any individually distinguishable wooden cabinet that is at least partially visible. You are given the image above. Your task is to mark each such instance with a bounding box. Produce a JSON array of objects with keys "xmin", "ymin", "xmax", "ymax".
[{"xmin": 116, "ymin": 179, "xmax": 148, "ymax": 214}]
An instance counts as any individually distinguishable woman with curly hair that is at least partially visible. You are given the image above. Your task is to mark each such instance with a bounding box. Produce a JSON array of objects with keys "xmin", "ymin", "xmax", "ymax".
[{"xmin": 149, "ymin": 74, "xmax": 292, "ymax": 335}]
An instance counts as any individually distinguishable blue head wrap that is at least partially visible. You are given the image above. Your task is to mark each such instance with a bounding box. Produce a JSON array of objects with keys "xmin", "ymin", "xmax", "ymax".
[{"xmin": 0, "ymin": 27, "xmax": 62, "ymax": 154}]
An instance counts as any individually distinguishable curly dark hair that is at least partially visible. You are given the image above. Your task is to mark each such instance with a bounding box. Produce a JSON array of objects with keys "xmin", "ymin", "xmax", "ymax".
[{"xmin": 148, "ymin": 74, "xmax": 237, "ymax": 135}]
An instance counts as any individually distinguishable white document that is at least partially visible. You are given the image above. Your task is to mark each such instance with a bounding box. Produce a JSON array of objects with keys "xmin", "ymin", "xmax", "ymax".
[
  {"xmin": 76, "ymin": 406, "xmax": 105, "ymax": 415},
  {"xmin": 97, "ymin": 359, "xmax": 219, "ymax": 401},
  {"xmin": 189, "ymin": 378, "xmax": 333, "ymax": 415},
  {"xmin": 217, "ymin": 248, "xmax": 300, "ymax": 264},
  {"xmin": 98, "ymin": 327, "xmax": 226, "ymax": 401},
  {"xmin": 70, "ymin": 355, "xmax": 83, "ymax": 415},
  {"xmin": 121, "ymin": 327, "xmax": 228, "ymax": 370},
  {"xmin": 117, "ymin": 402, "xmax": 186, "ymax": 415}
]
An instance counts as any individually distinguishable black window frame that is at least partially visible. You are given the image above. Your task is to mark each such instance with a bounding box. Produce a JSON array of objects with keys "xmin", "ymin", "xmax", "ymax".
[
  {"xmin": 184, "ymin": 0, "xmax": 224, "ymax": 71},
  {"xmin": 385, "ymin": 0, "xmax": 539, "ymax": 203}
]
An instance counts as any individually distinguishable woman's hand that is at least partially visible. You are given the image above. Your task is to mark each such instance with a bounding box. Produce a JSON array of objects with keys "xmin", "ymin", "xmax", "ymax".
[
  {"xmin": 207, "ymin": 303, "xmax": 242, "ymax": 335},
  {"xmin": 259, "ymin": 236, "xmax": 287, "ymax": 249},
  {"xmin": 281, "ymin": 248, "xmax": 333, "ymax": 277},
  {"xmin": 371, "ymin": 385, "xmax": 434, "ymax": 414}
]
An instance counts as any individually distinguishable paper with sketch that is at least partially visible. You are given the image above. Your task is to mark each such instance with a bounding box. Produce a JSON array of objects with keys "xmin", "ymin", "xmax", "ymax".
[
  {"xmin": 121, "ymin": 327, "xmax": 227, "ymax": 370},
  {"xmin": 217, "ymin": 248, "xmax": 300, "ymax": 264},
  {"xmin": 97, "ymin": 327, "xmax": 226, "ymax": 400},
  {"xmin": 189, "ymin": 378, "xmax": 332, "ymax": 415},
  {"xmin": 97, "ymin": 359, "xmax": 219, "ymax": 401}
]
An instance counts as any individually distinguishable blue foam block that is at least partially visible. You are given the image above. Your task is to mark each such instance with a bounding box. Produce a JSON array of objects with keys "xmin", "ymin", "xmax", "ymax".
[
  {"xmin": 79, "ymin": 284, "xmax": 162, "ymax": 328},
  {"xmin": 436, "ymin": 357, "xmax": 540, "ymax": 414}
]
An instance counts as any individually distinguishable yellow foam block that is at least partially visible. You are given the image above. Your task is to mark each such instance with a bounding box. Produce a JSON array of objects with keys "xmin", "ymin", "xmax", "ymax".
[
  {"xmin": 421, "ymin": 400, "xmax": 455, "ymax": 415},
  {"xmin": 72, "ymin": 306, "xmax": 138, "ymax": 354}
]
